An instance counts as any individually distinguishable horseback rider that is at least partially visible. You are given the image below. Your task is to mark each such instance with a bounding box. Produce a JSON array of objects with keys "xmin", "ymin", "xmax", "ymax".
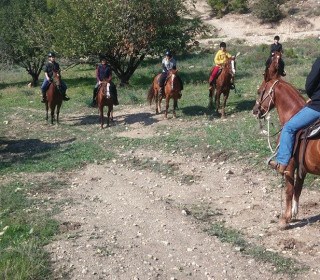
[
  {"xmin": 92, "ymin": 55, "xmax": 119, "ymax": 107},
  {"xmin": 209, "ymin": 42, "xmax": 235, "ymax": 90},
  {"xmin": 41, "ymin": 52, "xmax": 70, "ymax": 103},
  {"xmin": 268, "ymin": 57, "xmax": 320, "ymax": 174},
  {"xmin": 159, "ymin": 50, "xmax": 183, "ymax": 98},
  {"xmin": 265, "ymin": 35, "xmax": 286, "ymax": 76}
]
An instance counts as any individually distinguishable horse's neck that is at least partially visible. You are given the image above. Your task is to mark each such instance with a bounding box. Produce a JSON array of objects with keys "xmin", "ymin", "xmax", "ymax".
[{"xmin": 275, "ymin": 83, "xmax": 305, "ymax": 125}]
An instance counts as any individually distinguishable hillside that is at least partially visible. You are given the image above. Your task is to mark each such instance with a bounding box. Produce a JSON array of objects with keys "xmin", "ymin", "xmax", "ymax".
[{"xmin": 191, "ymin": 0, "xmax": 320, "ymax": 46}]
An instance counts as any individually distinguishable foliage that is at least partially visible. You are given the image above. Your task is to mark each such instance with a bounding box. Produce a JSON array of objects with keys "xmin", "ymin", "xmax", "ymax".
[
  {"xmin": 51, "ymin": 0, "xmax": 203, "ymax": 85},
  {"xmin": 0, "ymin": 0, "xmax": 52, "ymax": 86},
  {"xmin": 208, "ymin": 0, "xmax": 248, "ymax": 17},
  {"xmin": 252, "ymin": 0, "xmax": 283, "ymax": 23}
]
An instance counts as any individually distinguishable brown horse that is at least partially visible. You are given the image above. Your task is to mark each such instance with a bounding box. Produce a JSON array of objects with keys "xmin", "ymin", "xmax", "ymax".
[
  {"xmin": 264, "ymin": 51, "xmax": 282, "ymax": 82},
  {"xmin": 208, "ymin": 56, "xmax": 236, "ymax": 118},
  {"xmin": 252, "ymin": 78, "xmax": 320, "ymax": 229},
  {"xmin": 147, "ymin": 69, "xmax": 182, "ymax": 118},
  {"xmin": 45, "ymin": 71, "xmax": 63, "ymax": 125},
  {"xmin": 97, "ymin": 80, "xmax": 113, "ymax": 128}
]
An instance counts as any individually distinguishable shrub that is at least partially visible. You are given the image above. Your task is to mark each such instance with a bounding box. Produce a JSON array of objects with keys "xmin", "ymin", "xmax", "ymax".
[
  {"xmin": 252, "ymin": 0, "xmax": 283, "ymax": 23},
  {"xmin": 208, "ymin": 0, "xmax": 248, "ymax": 17}
]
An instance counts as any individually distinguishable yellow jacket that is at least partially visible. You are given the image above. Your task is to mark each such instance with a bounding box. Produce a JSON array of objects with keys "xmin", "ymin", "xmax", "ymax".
[{"xmin": 214, "ymin": 50, "xmax": 232, "ymax": 66}]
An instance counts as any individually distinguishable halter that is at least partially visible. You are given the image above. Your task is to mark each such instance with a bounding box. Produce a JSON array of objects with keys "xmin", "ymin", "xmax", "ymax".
[{"xmin": 256, "ymin": 80, "xmax": 279, "ymax": 118}]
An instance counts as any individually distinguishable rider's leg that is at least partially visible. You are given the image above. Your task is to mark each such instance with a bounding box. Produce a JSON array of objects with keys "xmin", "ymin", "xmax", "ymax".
[
  {"xmin": 92, "ymin": 83, "xmax": 99, "ymax": 106},
  {"xmin": 279, "ymin": 59, "xmax": 286, "ymax": 76},
  {"xmin": 110, "ymin": 82, "xmax": 119, "ymax": 105},
  {"xmin": 40, "ymin": 79, "xmax": 49, "ymax": 103},
  {"xmin": 159, "ymin": 72, "xmax": 167, "ymax": 98},
  {"xmin": 60, "ymin": 81, "xmax": 70, "ymax": 101},
  {"xmin": 209, "ymin": 66, "xmax": 220, "ymax": 89}
]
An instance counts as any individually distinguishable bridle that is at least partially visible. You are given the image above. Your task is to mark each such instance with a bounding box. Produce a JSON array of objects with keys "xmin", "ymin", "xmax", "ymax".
[{"xmin": 255, "ymin": 80, "xmax": 279, "ymax": 118}]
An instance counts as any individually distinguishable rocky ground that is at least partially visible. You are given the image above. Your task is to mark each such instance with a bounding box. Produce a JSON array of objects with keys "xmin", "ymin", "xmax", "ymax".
[{"xmin": 46, "ymin": 1, "xmax": 320, "ymax": 279}]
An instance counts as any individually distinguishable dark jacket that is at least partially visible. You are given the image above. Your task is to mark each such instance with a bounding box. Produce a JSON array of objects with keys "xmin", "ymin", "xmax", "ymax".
[
  {"xmin": 305, "ymin": 57, "xmax": 320, "ymax": 112},
  {"xmin": 44, "ymin": 61, "xmax": 60, "ymax": 78},
  {"xmin": 96, "ymin": 64, "xmax": 112, "ymax": 82},
  {"xmin": 270, "ymin": 43, "xmax": 283, "ymax": 55}
]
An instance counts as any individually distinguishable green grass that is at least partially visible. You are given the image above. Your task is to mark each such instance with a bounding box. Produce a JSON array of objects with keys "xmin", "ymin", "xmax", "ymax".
[
  {"xmin": 0, "ymin": 182, "xmax": 59, "ymax": 280},
  {"xmin": 0, "ymin": 38, "xmax": 320, "ymax": 279},
  {"xmin": 206, "ymin": 222, "xmax": 308, "ymax": 277}
]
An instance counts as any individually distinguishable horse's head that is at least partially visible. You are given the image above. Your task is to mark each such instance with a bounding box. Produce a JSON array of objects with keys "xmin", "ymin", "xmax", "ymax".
[
  {"xmin": 52, "ymin": 70, "xmax": 61, "ymax": 87},
  {"xmin": 252, "ymin": 79, "xmax": 279, "ymax": 119},
  {"xmin": 225, "ymin": 56, "xmax": 236, "ymax": 77},
  {"xmin": 167, "ymin": 69, "xmax": 181, "ymax": 92}
]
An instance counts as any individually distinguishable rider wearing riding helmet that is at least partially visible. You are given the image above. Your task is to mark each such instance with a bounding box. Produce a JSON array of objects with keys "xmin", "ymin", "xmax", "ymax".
[
  {"xmin": 92, "ymin": 55, "xmax": 118, "ymax": 107},
  {"xmin": 40, "ymin": 51, "xmax": 70, "ymax": 102},
  {"xmin": 209, "ymin": 42, "xmax": 235, "ymax": 89},
  {"xmin": 265, "ymin": 35, "xmax": 286, "ymax": 76},
  {"xmin": 159, "ymin": 50, "xmax": 183, "ymax": 98}
]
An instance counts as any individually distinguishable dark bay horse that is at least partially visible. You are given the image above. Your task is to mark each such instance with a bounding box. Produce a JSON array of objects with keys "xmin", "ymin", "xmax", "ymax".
[
  {"xmin": 97, "ymin": 80, "xmax": 113, "ymax": 128},
  {"xmin": 147, "ymin": 69, "xmax": 182, "ymax": 119},
  {"xmin": 252, "ymin": 78, "xmax": 320, "ymax": 229},
  {"xmin": 209, "ymin": 56, "xmax": 236, "ymax": 118},
  {"xmin": 45, "ymin": 71, "xmax": 63, "ymax": 125}
]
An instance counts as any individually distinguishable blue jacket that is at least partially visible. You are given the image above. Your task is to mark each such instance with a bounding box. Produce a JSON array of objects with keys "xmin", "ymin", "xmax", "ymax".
[{"xmin": 305, "ymin": 58, "xmax": 320, "ymax": 112}]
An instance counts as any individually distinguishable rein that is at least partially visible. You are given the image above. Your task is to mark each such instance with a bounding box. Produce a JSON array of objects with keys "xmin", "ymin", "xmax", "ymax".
[{"xmin": 256, "ymin": 79, "xmax": 279, "ymax": 118}]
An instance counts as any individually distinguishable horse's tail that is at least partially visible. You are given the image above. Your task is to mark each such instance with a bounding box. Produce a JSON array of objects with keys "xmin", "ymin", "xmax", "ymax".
[{"xmin": 147, "ymin": 85, "xmax": 155, "ymax": 105}]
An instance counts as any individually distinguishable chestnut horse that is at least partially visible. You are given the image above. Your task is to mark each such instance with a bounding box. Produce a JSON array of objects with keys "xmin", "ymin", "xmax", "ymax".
[
  {"xmin": 252, "ymin": 78, "xmax": 320, "ymax": 229},
  {"xmin": 45, "ymin": 71, "xmax": 63, "ymax": 125},
  {"xmin": 264, "ymin": 51, "xmax": 282, "ymax": 82},
  {"xmin": 97, "ymin": 80, "xmax": 113, "ymax": 128},
  {"xmin": 208, "ymin": 56, "xmax": 236, "ymax": 118},
  {"xmin": 147, "ymin": 69, "xmax": 182, "ymax": 118}
]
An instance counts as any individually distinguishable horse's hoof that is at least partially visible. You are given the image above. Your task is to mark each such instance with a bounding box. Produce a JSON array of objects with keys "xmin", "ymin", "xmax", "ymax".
[{"xmin": 278, "ymin": 219, "xmax": 290, "ymax": 230}]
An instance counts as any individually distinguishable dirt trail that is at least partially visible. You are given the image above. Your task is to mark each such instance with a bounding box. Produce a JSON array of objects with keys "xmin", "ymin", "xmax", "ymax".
[
  {"xmin": 47, "ymin": 2, "xmax": 320, "ymax": 278},
  {"xmin": 47, "ymin": 105, "xmax": 320, "ymax": 280}
]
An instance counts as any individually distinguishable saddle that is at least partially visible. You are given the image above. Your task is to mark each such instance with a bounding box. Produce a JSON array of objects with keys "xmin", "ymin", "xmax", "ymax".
[{"xmin": 293, "ymin": 118, "xmax": 320, "ymax": 178}]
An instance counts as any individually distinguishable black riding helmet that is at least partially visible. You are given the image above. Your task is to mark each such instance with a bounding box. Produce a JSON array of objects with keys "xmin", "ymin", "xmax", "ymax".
[
  {"xmin": 220, "ymin": 42, "xmax": 226, "ymax": 48},
  {"xmin": 165, "ymin": 50, "xmax": 172, "ymax": 58},
  {"xmin": 99, "ymin": 55, "xmax": 107, "ymax": 62},
  {"xmin": 48, "ymin": 51, "xmax": 56, "ymax": 57}
]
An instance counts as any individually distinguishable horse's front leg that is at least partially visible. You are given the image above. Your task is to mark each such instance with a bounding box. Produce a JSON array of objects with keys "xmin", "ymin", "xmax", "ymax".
[
  {"xmin": 292, "ymin": 171, "xmax": 306, "ymax": 219},
  {"xmin": 156, "ymin": 92, "xmax": 161, "ymax": 114},
  {"xmin": 51, "ymin": 107, "xmax": 55, "ymax": 125},
  {"xmin": 208, "ymin": 88, "xmax": 214, "ymax": 110},
  {"xmin": 221, "ymin": 92, "xmax": 229, "ymax": 118},
  {"xmin": 56, "ymin": 105, "xmax": 61, "ymax": 124},
  {"xmin": 215, "ymin": 90, "xmax": 220, "ymax": 116},
  {"xmin": 279, "ymin": 162, "xmax": 295, "ymax": 229},
  {"xmin": 164, "ymin": 96, "xmax": 169, "ymax": 119},
  {"xmin": 99, "ymin": 107, "xmax": 104, "ymax": 129},
  {"xmin": 106, "ymin": 107, "xmax": 111, "ymax": 127},
  {"xmin": 173, "ymin": 98, "xmax": 177, "ymax": 118},
  {"xmin": 45, "ymin": 103, "xmax": 49, "ymax": 121}
]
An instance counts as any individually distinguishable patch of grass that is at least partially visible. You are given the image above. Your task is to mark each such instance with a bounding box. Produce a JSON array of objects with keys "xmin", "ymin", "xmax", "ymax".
[
  {"xmin": 206, "ymin": 222, "xmax": 308, "ymax": 277},
  {"xmin": 0, "ymin": 181, "xmax": 60, "ymax": 280}
]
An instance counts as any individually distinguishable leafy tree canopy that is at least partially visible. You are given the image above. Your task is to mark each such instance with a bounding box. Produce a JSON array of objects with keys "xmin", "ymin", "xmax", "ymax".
[
  {"xmin": 51, "ymin": 0, "xmax": 203, "ymax": 84},
  {"xmin": 0, "ymin": 0, "xmax": 53, "ymax": 85}
]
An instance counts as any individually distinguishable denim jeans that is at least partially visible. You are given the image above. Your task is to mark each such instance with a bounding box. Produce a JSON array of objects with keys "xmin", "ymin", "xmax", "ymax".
[
  {"xmin": 41, "ymin": 78, "xmax": 67, "ymax": 94},
  {"xmin": 276, "ymin": 106, "xmax": 320, "ymax": 165}
]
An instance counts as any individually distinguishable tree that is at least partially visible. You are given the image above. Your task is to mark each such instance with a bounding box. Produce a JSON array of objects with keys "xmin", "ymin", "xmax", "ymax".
[
  {"xmin": 252, "ymin": 0, "xmax": 283, "ymax": 23},
  {"xmin": 52, "ymin": 0, "xmax": 203, "ymax": 85},
  {"xmin": 0, "ymin": 0, "xmax": 52, "ymax": 86}
]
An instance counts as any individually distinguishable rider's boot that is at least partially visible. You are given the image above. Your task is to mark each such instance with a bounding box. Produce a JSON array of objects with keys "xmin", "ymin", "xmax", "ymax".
[
  {"xmin": 62, "ymin": 91, "xmax": 70, "ymax": 101},
  {"xmin": 113, "ymin": 92, "xmax": 119, "ymax": 105},
  {"xmin": 92, "ymin": 87, "xmax": 98, "ymax": 106}
]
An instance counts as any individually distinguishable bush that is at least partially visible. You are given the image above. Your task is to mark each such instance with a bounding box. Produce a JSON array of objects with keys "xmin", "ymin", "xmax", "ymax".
[
  {"xmin": 252, "ymin": 0, "xmax": 283, "ymax": 23},
  {"xmin": 208, "ymin": 0, "xmax": 248, "ymax": 17}
]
